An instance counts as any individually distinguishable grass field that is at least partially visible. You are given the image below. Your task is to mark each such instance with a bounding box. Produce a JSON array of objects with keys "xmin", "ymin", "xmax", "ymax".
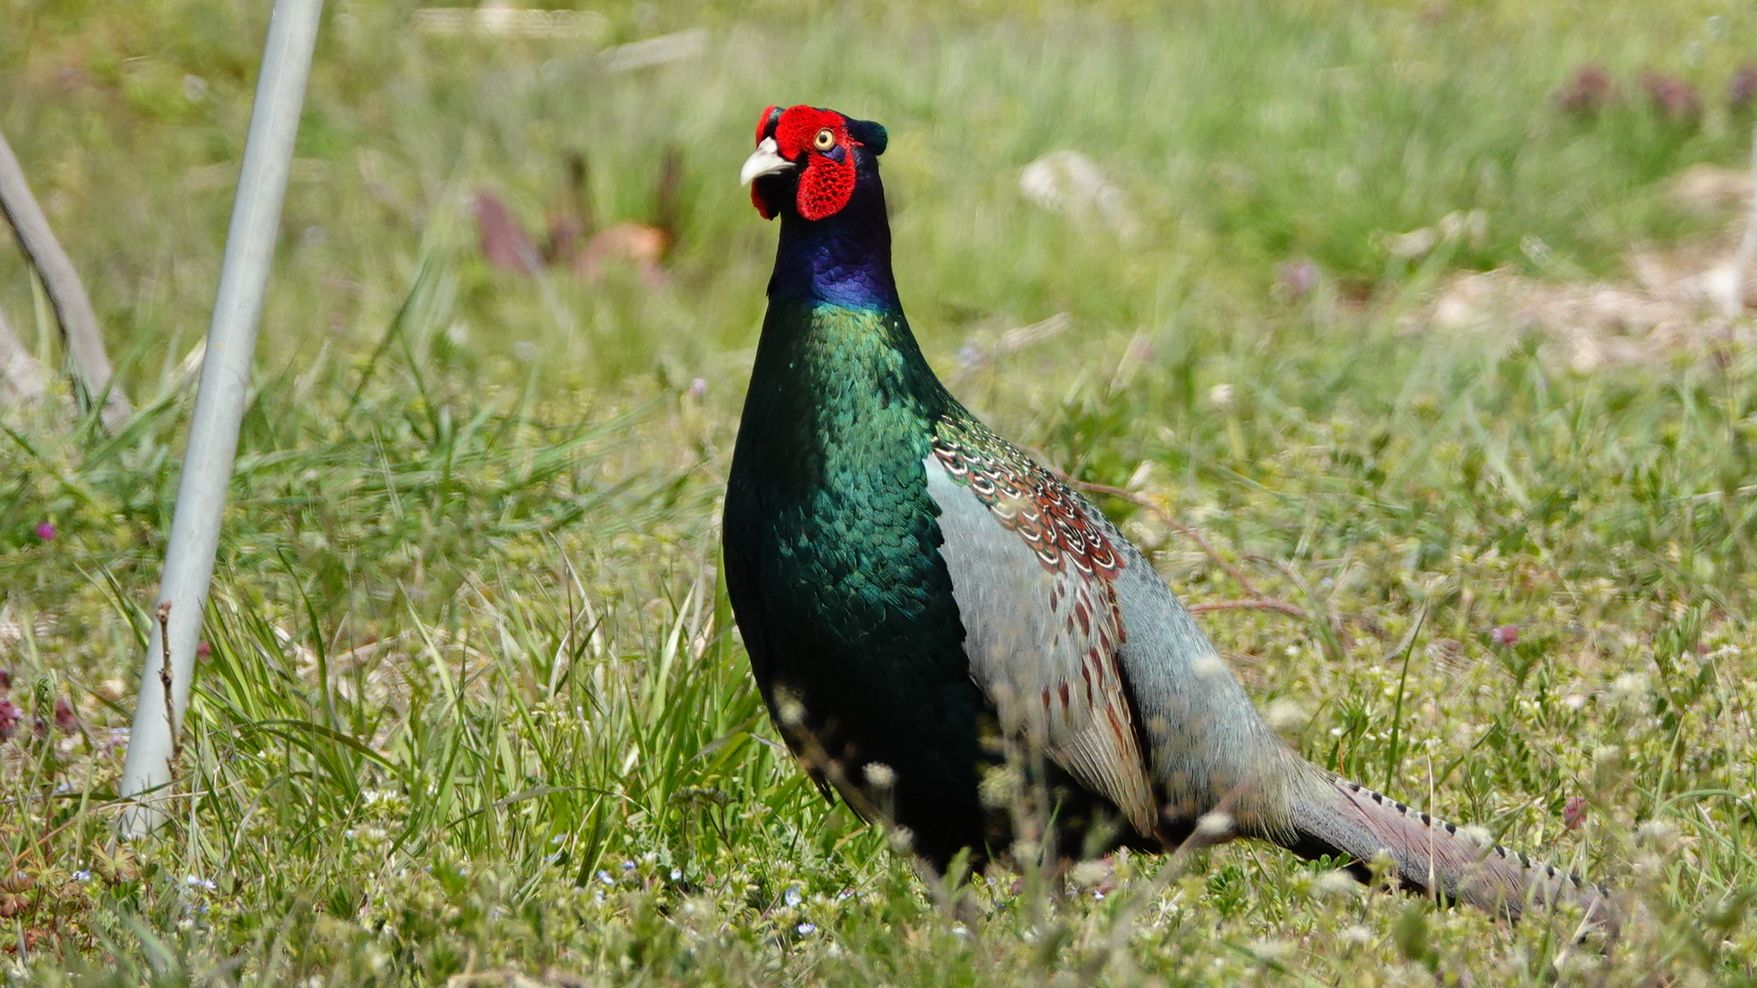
[{"xmin": 2, "ymin": 0, "xmax": 1756, "ymax": 983}]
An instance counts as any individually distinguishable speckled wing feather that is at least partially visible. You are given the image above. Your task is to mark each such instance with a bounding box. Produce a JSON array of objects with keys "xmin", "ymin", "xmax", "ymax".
[{"xmin": 924, "ymin": 416, "xmax": 1159, "ymax": 838}]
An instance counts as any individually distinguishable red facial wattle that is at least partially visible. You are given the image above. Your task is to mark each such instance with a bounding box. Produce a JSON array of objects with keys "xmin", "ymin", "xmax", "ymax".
[
  {"xmin": 754, "ymin": 104, "xmax": 782, "ymax": 145},
  {"xmin": 751, "ymin": 183, "xmax": 778, "ymax": 220},
  {"xmin": 749, "ymin": 105, "xmax": 862, "ymax": 221}
]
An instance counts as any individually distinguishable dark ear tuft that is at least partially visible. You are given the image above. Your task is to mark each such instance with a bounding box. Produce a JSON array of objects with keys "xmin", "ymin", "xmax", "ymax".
[{"xmin": 847, "ymin": 118, "xmax": 888, "ymax": 156}]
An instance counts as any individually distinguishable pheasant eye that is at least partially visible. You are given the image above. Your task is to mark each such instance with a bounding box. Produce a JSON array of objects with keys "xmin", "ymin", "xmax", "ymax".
[{"xmin": 812, "ymin": 128, "xmax": 836, "ymax": 151}]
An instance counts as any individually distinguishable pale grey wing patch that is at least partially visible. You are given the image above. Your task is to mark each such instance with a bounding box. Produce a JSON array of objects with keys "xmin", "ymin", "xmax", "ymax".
[{"xmin": 924, "ymin": 457, "xmax": 1158, "ymax": 838}]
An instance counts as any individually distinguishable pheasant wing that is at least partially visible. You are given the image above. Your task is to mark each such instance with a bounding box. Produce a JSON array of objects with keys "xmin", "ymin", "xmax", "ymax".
[{"xmin": 924, "ymin": 418, "xmax": 1159, "ymax": 838}]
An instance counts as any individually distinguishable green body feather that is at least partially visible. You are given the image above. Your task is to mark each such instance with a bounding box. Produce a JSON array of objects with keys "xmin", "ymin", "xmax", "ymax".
[{"xmin": 722, "ymin": 302, "xmax": 992, "ymax": 865}]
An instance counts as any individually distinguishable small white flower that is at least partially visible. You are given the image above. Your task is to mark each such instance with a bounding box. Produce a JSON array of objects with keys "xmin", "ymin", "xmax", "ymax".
[
  {"xmin": 796, "ymin": 921, "xmax": 817, "ymax": 935},
  {"xmin": 1069, "ymin": 860, "xmax": 1109, "ymax": 887},
  {"xmin": 71, "ymin": 870, "xmax": 92, "ymax": 882},
  {"xmin": 1264, "ymin": 698, "xmax": 1307, "ymax": 733},
  {"xmin": 1314, "ymin": 870, "xmax": 1361, "ymax": 899},
  {"xmin": 783, "ymin": 885, "xmax": 803, "ymax": 908},
  {"xmin": 1250, "ymin": 939, "xmax": 1293, "ymax": 964},
  {"xmin": 1635, "ymin": 818, "xmax": 1681, "ymax": 851},
  {"xmin": 1340, "ymin": 924, "xmax": 1375, "ymax": 946},
  {"xmin": 1610, "ymin": 672, "xmax": 1650, "ymax": 703}
]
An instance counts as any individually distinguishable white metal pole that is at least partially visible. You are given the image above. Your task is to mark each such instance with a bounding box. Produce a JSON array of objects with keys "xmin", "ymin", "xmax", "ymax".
[{"xmin": 117, "ymin": 0, "xmax": 324, "ymax": 837}]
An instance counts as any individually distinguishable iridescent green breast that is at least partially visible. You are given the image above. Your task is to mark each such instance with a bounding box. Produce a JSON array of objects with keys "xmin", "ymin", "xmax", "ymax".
[
  {"xmin": 725, "ymin": 304, "xmax": 956, "ymax": 653},
  {"xmin": 722, "ymin": 302, "xmax": 994, "ymax": 867}
]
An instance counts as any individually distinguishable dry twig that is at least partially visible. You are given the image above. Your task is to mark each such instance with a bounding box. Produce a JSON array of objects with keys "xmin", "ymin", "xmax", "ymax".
[{"xmin": 156, "ymin": 601, "xmax": 180, "ymax": 772}]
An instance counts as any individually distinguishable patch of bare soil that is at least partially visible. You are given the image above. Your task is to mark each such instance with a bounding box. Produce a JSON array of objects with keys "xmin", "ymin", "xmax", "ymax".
[{"xmin": 1414, "ymin": 165, "xmax": 1757, "ymax": 372}]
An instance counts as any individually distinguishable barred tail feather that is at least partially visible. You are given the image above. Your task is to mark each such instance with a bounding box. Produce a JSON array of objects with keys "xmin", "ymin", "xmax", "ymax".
[{"xmin": 1282, "ymin": 773, "xmax": 1618, "ymax": 932}]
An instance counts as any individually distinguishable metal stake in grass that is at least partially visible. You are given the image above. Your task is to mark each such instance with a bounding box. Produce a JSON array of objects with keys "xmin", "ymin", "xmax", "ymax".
[{"xmin": 116, "ymin": 0, "xmax": 324, "ymax": 838}]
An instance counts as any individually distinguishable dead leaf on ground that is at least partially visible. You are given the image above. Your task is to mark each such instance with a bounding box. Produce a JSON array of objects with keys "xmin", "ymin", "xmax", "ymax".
[
  {"xmin": 573, "ymin": 222, "xmax": 670, "ymax": 289},
  {"xmin": 471, "ymin": 191, "xmax": 543, "ymax": 275}
]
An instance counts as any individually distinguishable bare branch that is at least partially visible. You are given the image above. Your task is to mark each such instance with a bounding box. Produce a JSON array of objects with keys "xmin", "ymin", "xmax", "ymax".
[
  {"xmin": 1187, "ymin": 597, "xmax": 1312, "ymax": 620},
  {"xmin": 156, "ymin": 601, "xmax": 180, "ymax": 772},
  {"xmin": 0, "ymin": 126, "xmax": 131, "ymax": 431}
]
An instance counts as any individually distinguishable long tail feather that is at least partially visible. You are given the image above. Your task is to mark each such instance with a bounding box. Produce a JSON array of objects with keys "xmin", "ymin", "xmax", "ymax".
[{"xmin": 1281, "ymin": 772, "xmax": 1618, "ymax": 931}]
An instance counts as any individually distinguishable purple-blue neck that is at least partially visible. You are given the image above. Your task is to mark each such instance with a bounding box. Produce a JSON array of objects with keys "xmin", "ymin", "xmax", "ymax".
[{"xmin": 766, "ymin": 170, "xmax": 900, "ymax": 312}]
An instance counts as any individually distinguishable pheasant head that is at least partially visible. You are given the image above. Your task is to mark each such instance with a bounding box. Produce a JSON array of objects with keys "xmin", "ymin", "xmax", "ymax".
[{"xmin": 741, "ymin": 105, "xmax": 889, "ymax": 221}]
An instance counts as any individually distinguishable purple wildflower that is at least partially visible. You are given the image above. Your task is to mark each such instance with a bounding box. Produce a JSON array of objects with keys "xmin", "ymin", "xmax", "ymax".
[
  {"xmin": 1555, "ymin": 65, "xmax": 1616, "ymax": 116},
  {"xmin": 1731, "ymin": 62, "xmax": 1757, "ymax": 111},
  {"xmin": 1563, "ymin": 796, "xmax": 1587, "ymax": 831},
  {"xmin": 53, "ymin": 697, "xmax": 79, "ymax": 734},
  {"xmin": 1276, "ymin": 258, "xmax": 1320, "ymax": 299},
  {"xmin": 1640, "ymin": 70, "xmax": 1701, "ymax": 124}
]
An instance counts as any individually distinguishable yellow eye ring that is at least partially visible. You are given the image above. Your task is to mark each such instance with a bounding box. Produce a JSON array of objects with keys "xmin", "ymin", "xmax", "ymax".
[{"xmin": 812, "ymin": 128, "xmax": 836, "ymax": 151}]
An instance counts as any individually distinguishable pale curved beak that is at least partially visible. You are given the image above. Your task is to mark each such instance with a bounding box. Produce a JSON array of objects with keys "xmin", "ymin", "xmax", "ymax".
[{"xmin": 740, "ymin": 137, "xmax": 793, "ymax": 185}]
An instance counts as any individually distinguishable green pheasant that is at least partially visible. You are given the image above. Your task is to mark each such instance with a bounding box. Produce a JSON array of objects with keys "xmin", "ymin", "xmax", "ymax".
[{"xmin": 724, "ymin": 104, "xmax": 1613, "ymax": 926}]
